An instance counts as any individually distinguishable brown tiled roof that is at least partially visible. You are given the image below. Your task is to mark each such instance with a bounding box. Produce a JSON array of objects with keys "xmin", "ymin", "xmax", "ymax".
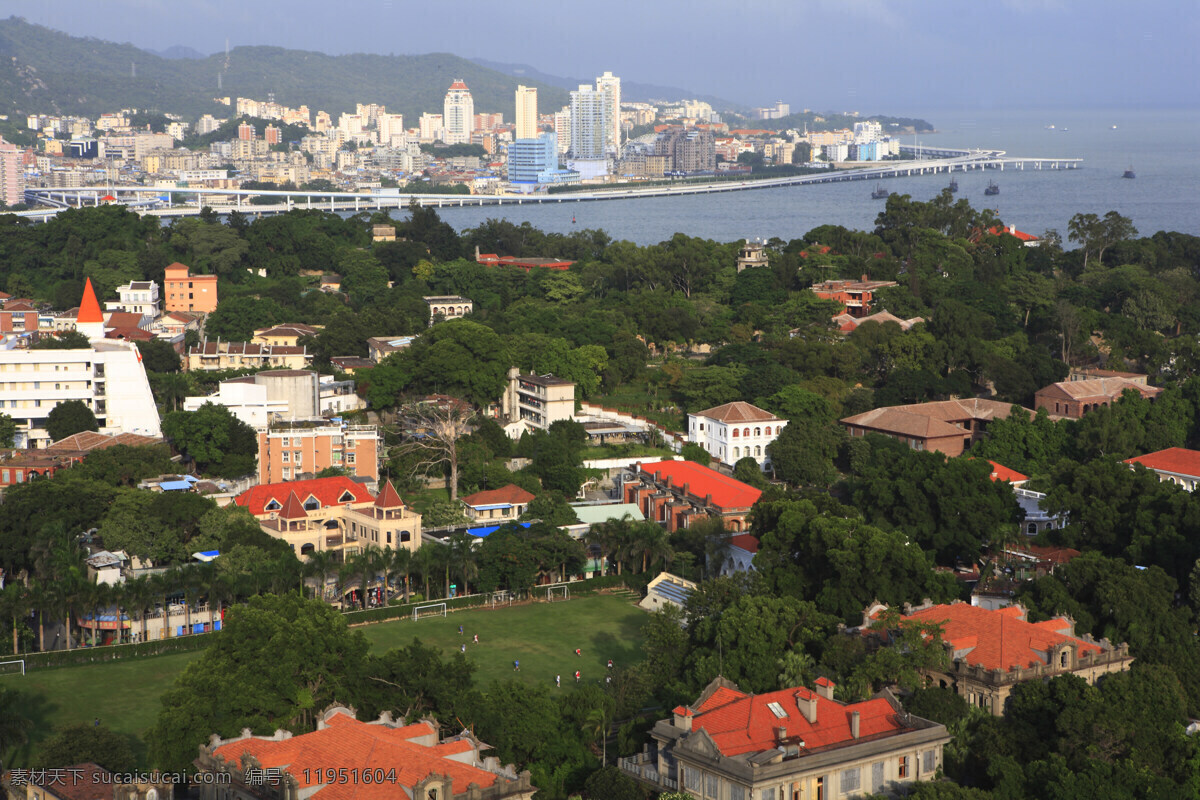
[
  {"xmin": 841, "ymin": 398, "xmax": 1031, "ymax": 439},
  {"xmin": 1037, "ymin": 377, "xmax": 1163, "ymax": 402},
  {"xmin": 35, "ymin": 763, "xmax": 113, "ymax": 800},
  {"xmin": 461, "ymin": 484, "xmax": 536, "ymax": 507},
  {"xmin": 694, "ymin": 401, "xmax": 780, "ymax": 423},
  {"xmin": 45, "ymin": 431, "xmax": 163, "ymax": 452},
  {"xmin": 256, "ymin": 323, "xmax": 320, "ymax": 338},
  {"xmin": 106, "ymin": 311, "xmax": 147, "ymax": 329}
]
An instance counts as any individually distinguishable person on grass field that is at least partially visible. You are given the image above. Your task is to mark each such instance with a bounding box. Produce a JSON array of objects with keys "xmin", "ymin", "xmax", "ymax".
[
  {"xmin": 556, "ymin": 674, "xmax": 561, "ymax": 688},
  {"xmin": 514, "ymin": 659, "xmax": 520, "ymax": 671},
  {"xmin": 575, "ymin": 648, "xmax": 581, "ymax": 657},
  {"xmin": 575, "ymin": 670, "xmax": 581, "ymax": 682}
]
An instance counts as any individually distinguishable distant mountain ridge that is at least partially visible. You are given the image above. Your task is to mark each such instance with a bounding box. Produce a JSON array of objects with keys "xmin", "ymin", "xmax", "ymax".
[
  {"xmin": 0, "ymin": 17, "xmax": 570, "ymax": 122},
  {"xmin": 470, "ymin": 57, "xmax": 747, "ymax": 112}
]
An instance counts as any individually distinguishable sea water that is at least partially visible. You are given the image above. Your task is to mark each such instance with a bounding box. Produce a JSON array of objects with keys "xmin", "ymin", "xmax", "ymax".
[{"xmin": 421, "ymin": 108, "xmax": 1199, "ymax": 246}]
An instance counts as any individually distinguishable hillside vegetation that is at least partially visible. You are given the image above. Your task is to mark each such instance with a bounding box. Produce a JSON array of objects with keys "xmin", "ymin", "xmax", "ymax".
[{"xmin": 0, "ymin": 16, "xmax": 570, "ymax": 121}]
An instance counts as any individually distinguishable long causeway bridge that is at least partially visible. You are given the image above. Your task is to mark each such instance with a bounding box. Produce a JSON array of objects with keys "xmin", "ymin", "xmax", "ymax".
[{"xmin": 19, "ymin": 147, "xmax": 1081, "ymax": 222}]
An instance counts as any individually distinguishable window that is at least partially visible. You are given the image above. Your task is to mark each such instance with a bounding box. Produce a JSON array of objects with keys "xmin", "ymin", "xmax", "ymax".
[
  {"xmin": 683, "ymin": 766, "xmax": 701, "ymax": 791},
  {"xmin": 754, "ymin": 427, "xmax": 761, "ymax": 436},
  {"xmin": 841, "ymin": 768, "xmax": 860, "ymax": 793},
  {"xmin": 764, "ymin": 426, "xmax": 771, "ymax": 435},
  {"xmin": 730, "ymin": 785, "xmax": 745, "ymax": 800},
  {"xmin": 347, "ymin": 453, "xmax": 355, "ymax": 464},
  {"xmin": 872, "ymin": 761, "xmax": 884, "ymax": 792},
  {"xmin": 282, "ymin": 468, "xmax": 291, "ymax": 480},
  {"xmin": 706, "ymin": 774, "xmax": 719, "ymax": 798},
  {"xmin": 743, "ymin": 427, "xmax": 750, "ymax": 436},
  {"xmin": 303, "ymin": 497, "xmax": 321, "ymax": 511},
  {"xmin": 922, "ymin": 749, "xmax": 937, "ymax": 774},
  {"xmin": 733, "ymin": 447, "xmax": 740, "ymax": 459},
  {"xmin": 759, "ymin": 790, "xmax": 775, "ymax": 800},
  {"xmin": 282, "ymin": 450, "xmax": 290, "ymax": 462},
  {"xmin": 899, "ymin": 756, "xmax": 910, "ymax": 778},
  {"xmin": 732, "ymin": 428, "xmax": 739, "ymax": 437}
]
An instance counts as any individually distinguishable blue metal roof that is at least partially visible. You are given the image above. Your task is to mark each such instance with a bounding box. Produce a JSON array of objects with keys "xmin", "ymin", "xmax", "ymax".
[{"xmin": 467, "ymin": 522, "xmax": 532, "ymax": 538}]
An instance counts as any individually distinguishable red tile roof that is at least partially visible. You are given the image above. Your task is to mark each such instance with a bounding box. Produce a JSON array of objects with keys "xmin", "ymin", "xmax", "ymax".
[
  {"xmin": 461, "ymin": 483, "xmax": 536, "ymax": 507},
  {"xmin": 692, "ymin": 684, "xmax": 909, "ymax": 757},
  {"xmin": 45, "ymin": 431, "xmax": 162, "ymax": 452},
  {"xmin": 236, "ymin": 476, "xmax": 372, "ymax": 516},
  {"xmin": 1125, "ymin": 447, "xmax": 1200, "ymax": 479},
  {"xmin": 77, "ymin": 278, "xmax": 104, "ymax": 324},
  {"xmin": 694, "ymin": 401, "xmax": 781, "ymax": 423},
  {"xmin": 105, "ymin": 311, "xmax": 146, "ymax": 330},
  {"xmin": 374, "ymin": 479, "xmax": 405, "ymax": 508},
  {"xmin": 901, "ymin": 603, "xmax": 1101, "ymax": 672},
  {"xmin": 728, "ymin": 533, "xmax": 759, "ymax": 554},
  {"xmin": 34, "ymin": 763, "xmax": 114, "ymax": 800},
  {"xmin": 279, "ymin": 490, "xmax": 308, "ymax": 519},
  {"xmin": 212, "ymin": 711, "xmax": 500, "ymax": 797},
  {"xmin": 986, "ymin": 460, "xmax": 1028, "ymax": 483},
  {"xmin": 639, "ymin": 460, "xmax": 762, "ymax": 510}
]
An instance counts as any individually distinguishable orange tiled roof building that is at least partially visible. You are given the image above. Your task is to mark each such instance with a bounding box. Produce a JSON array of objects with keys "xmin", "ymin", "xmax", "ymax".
[
  {"xmin": 234, "ymin": 476, "xmax": 421, "ymax": 560},
  {"xmin": 865, "ymin": 601, "xmax": 1133, "ymax": 716},
  {"xmin": 196, "ymin": 705, "xmax": 535, "ymax": 800},
  {"xmin": 623, "ymin": 460, "xmax": 762, "ymax": 532},
  {"xmin": 620, "ymin": 676, "xmax": 950, "ymax": 797}
]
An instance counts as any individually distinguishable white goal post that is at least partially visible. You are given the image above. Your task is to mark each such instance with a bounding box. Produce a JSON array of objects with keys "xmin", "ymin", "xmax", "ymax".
[
  {"xmin": 0, "ymin": 659, "xmax": 26, "ymax": 676},
  {"xmin": 412, "ymin": 602, "xmax": 447, "ymax": 620},
  {"xmin": 546, "ymin": 585, "xmax": 570, "ymax": 602}
]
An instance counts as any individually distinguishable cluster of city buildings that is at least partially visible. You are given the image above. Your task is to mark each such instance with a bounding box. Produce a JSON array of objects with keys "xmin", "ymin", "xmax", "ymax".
[{"xmin": 1, "ymin": 72, "xmax": 924, "ymax": 205}]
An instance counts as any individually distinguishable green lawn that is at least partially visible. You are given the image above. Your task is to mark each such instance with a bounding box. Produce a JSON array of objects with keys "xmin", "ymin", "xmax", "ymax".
[
  {"xmin": 3, "ymin": 593, "xmax": 647, "ymax": 766},
  {"xmin": 357, "ymin": 593, "xmax": 648, "ymax": 690}
]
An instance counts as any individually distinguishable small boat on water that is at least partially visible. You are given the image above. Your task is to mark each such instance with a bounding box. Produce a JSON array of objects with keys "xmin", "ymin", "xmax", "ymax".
[
  {"xmin": 984, "ymin": 180, "xmax": 1000, "ymax": 196},
  {"xmin": 1122, "ymin": 166, "xmax": 1136, "ymax": 179},
  {"xmin": 948, "ymin": 178, "xmax": 959, "ymax": 193},
  {"xmin": 871, "ymin": 184, "xmax": 890, "ymax": 199}
]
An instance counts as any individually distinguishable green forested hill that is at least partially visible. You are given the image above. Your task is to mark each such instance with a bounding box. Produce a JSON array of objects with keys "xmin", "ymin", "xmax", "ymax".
[{"xmin": 0, "ymin": 17, "xmax": 570, "ymax": 122}]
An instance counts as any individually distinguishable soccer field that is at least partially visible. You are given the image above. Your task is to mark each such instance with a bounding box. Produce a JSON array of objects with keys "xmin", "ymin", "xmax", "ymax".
[
  {"xmin": 3, "ymin": 593, "xmax": 649, "ymax": 766},
  {"xmin": 357, "ymin": 593, "xmax": 649, "ymax": 690}
]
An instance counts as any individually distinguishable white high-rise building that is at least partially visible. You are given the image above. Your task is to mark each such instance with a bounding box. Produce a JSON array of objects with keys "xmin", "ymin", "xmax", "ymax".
[
  {"xmin": 569, "ymin": 84, "xmax": 609, "ymax": 161},
  {"xmin": 442, "ymin": 79, "xmax": 475, "ymax": 145},
  {"xmin": 419, "ymin": 113, "xmax": 444, "ymax": 142},
  {"xmin": 515, "ymin": 85, "xmax": 538, "ymax": 141},
  {"xmin": 0, "ymin": 137, "xmax": 23, "ymax": 207},
  {"xmin": 595, "ymin": 71, "xmax": 621, "ymax": 154},
  {"xmin": 377, "ymin": 113, "xmax": 405, "ymax": 146},
  {"xmin": 552, "ymin": 107, "xmax": 571, "ymax": 154},
  {"xmin": 0, "ymin": 340, "xmax": 162, "ymax": 448}
]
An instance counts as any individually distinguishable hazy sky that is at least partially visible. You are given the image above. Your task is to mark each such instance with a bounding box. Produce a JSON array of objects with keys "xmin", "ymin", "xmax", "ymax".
[{"xmin": 20, "ymin": 0, "xmax": 1199, "ymax": 112}]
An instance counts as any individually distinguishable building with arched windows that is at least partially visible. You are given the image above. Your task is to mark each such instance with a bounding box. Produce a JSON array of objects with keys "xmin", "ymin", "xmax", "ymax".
[
  {"xmin": 686, "ymin": 401, "xmax": 786, "ymax": 470},
  {"xmin": 622, "ymin": 460, "xmax": 761, "ymax": 532},
  {"xmin": 235, "ymin": 476, "xmax": 420, "ymax": 560}
]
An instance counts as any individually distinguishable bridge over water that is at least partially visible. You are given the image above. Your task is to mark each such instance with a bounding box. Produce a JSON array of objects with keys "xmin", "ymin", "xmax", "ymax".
[{"xmin": 19, "ymin": 147, "xmax": 1081, "ymax": 223}]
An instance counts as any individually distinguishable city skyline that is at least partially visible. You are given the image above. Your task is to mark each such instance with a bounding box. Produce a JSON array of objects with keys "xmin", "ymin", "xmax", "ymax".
[{"xmin": 18, "ymin": 0, "xmax": 1199, "ymax": 112}]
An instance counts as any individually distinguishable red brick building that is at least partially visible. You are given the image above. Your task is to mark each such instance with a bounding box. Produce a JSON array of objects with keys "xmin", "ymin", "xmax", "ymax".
[
  {"xmin": 1034, "ymin": 376, "xmax": 1162, "ymax": 419},
  {"xmin": 810, "ymin": 275, "xmax": 898, "ymax": 318},
  {"xmin": 622, "ymin": 460, "xmax": 761, "ymax": 532},
  {"xmin": 840, "ymin": 399, "xmax": 1031, "ymax": 457}
]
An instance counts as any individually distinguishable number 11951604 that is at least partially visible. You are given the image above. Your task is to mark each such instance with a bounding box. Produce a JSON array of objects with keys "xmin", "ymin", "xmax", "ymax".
[{"xmin": 303, "ymin": 768, "xmax": 398, "ymax": 784}]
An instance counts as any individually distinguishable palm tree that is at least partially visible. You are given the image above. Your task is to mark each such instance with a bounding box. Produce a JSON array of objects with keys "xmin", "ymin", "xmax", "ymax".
[
  {"xmin": 208, "ymin": 571, "xmax": 236, "ymax": 630},
  {"xmin": 412, "ymin": 543, "xmax": 443, "ymax": 601},
  {"xmin": 304, "ymin": 550, "xmax": 339, "ymax": 602},
  {"xmin": 632, "ymin": 522, "xmax": 674, "ymax": 574},
  {"xmin": 587, "ymin": 517, "xmax": 637, "ymax": 576},
  {"xmin": 85, "ymin": 581, "xmax": 111, "ymax": 647},
  {"xmin": 29, "ymin": 580, "xmax": 49, "ymax": 652},
  {"xmin": 0, "ymin": 582, "xmax": 31, "ymax": 656},
  {"xmin": 155, "ymin": 570, "xmax": 178, "ymax": 640},
  {"xmin": 123, "ymin": 576, "xmax": 153, "ymax": 645},
  {"xmin": 446, "ymin": 533, "xmax": 478, "ymax": 598},
  {"xmin": 583, "ymin": 706, "xmax": 611, "ymax": 766},
  {"xmin": 385, "ymin": 547, "xmax": 413, "ymax": 603}
]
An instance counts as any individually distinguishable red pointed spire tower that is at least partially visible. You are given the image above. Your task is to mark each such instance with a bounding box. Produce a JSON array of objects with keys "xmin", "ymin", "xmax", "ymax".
[{"xmin": 75, "ymin": 277, "xmax": 106, "ymax": 340}]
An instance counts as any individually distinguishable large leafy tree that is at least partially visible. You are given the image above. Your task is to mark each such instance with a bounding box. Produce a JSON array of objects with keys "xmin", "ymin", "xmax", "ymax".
[
  {"xmin": 45, "ymin": 399, "xmax": 99, "ymax": 442},
  {"xmin": 150, "ymin": 594, "xmax": 369, "ymax": 772},
  {"xmin": 162, "ymin": 402, "xmax": 257, "ymax": 476},
  {"xmin": 34, "ymin": 723, "xmax": 136, "ymax": 772}
]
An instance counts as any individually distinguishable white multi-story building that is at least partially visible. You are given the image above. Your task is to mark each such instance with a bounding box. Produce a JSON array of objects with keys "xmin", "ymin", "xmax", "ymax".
[
  {"xmin": 104, "ymin": 281, "xmax": 161, "ymax": 320},
  {"xmin": 419, "ymin": 113, "xmax": 444, "ymax": 142},
  {"xmin": 500, "ymin": 367, "xmax": 576, "ymax": 438},
  {"xmin": 0, "ymin": 341, "xmax": 162, "ymax": 448},
  {"xmin": 552, "ymin": 107, "xmax": 571, "ymax": 154},
  {"xmin": 569, "ymin": 85, "xmax": 610, "ymax": 178},
  {"xmin": 0, "ymin": 137, "xmax": 24, "ymax": 207},
  {"xmin": 515, "ymin": 85, "xmax": 538, "ymax": 141},
  {"xmin": 442, "ymin": 79, "xmax": 475, "ymax": 145},
  {"xmin": 594, "ymin": 71, "xmax": 622, "ymax": 154},
  {"xmin": 687, "ymin": 401, "xmax": 787, "ymax": 470}
]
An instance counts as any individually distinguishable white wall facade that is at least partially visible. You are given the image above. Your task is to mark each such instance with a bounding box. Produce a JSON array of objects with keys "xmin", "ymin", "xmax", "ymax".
[
  {"xmin": 0, "ymin": 342, "xmax": 161, "ymax": 448},
  {"xmin": 687, "ymin": 413, "xmax": 786, "ymax": 469}
]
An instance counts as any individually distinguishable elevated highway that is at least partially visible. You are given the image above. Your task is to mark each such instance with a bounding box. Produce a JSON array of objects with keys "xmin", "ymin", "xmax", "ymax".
[{"xmin": 18, "ymin": 148, "xmax": 1082, "ymax": 223}]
